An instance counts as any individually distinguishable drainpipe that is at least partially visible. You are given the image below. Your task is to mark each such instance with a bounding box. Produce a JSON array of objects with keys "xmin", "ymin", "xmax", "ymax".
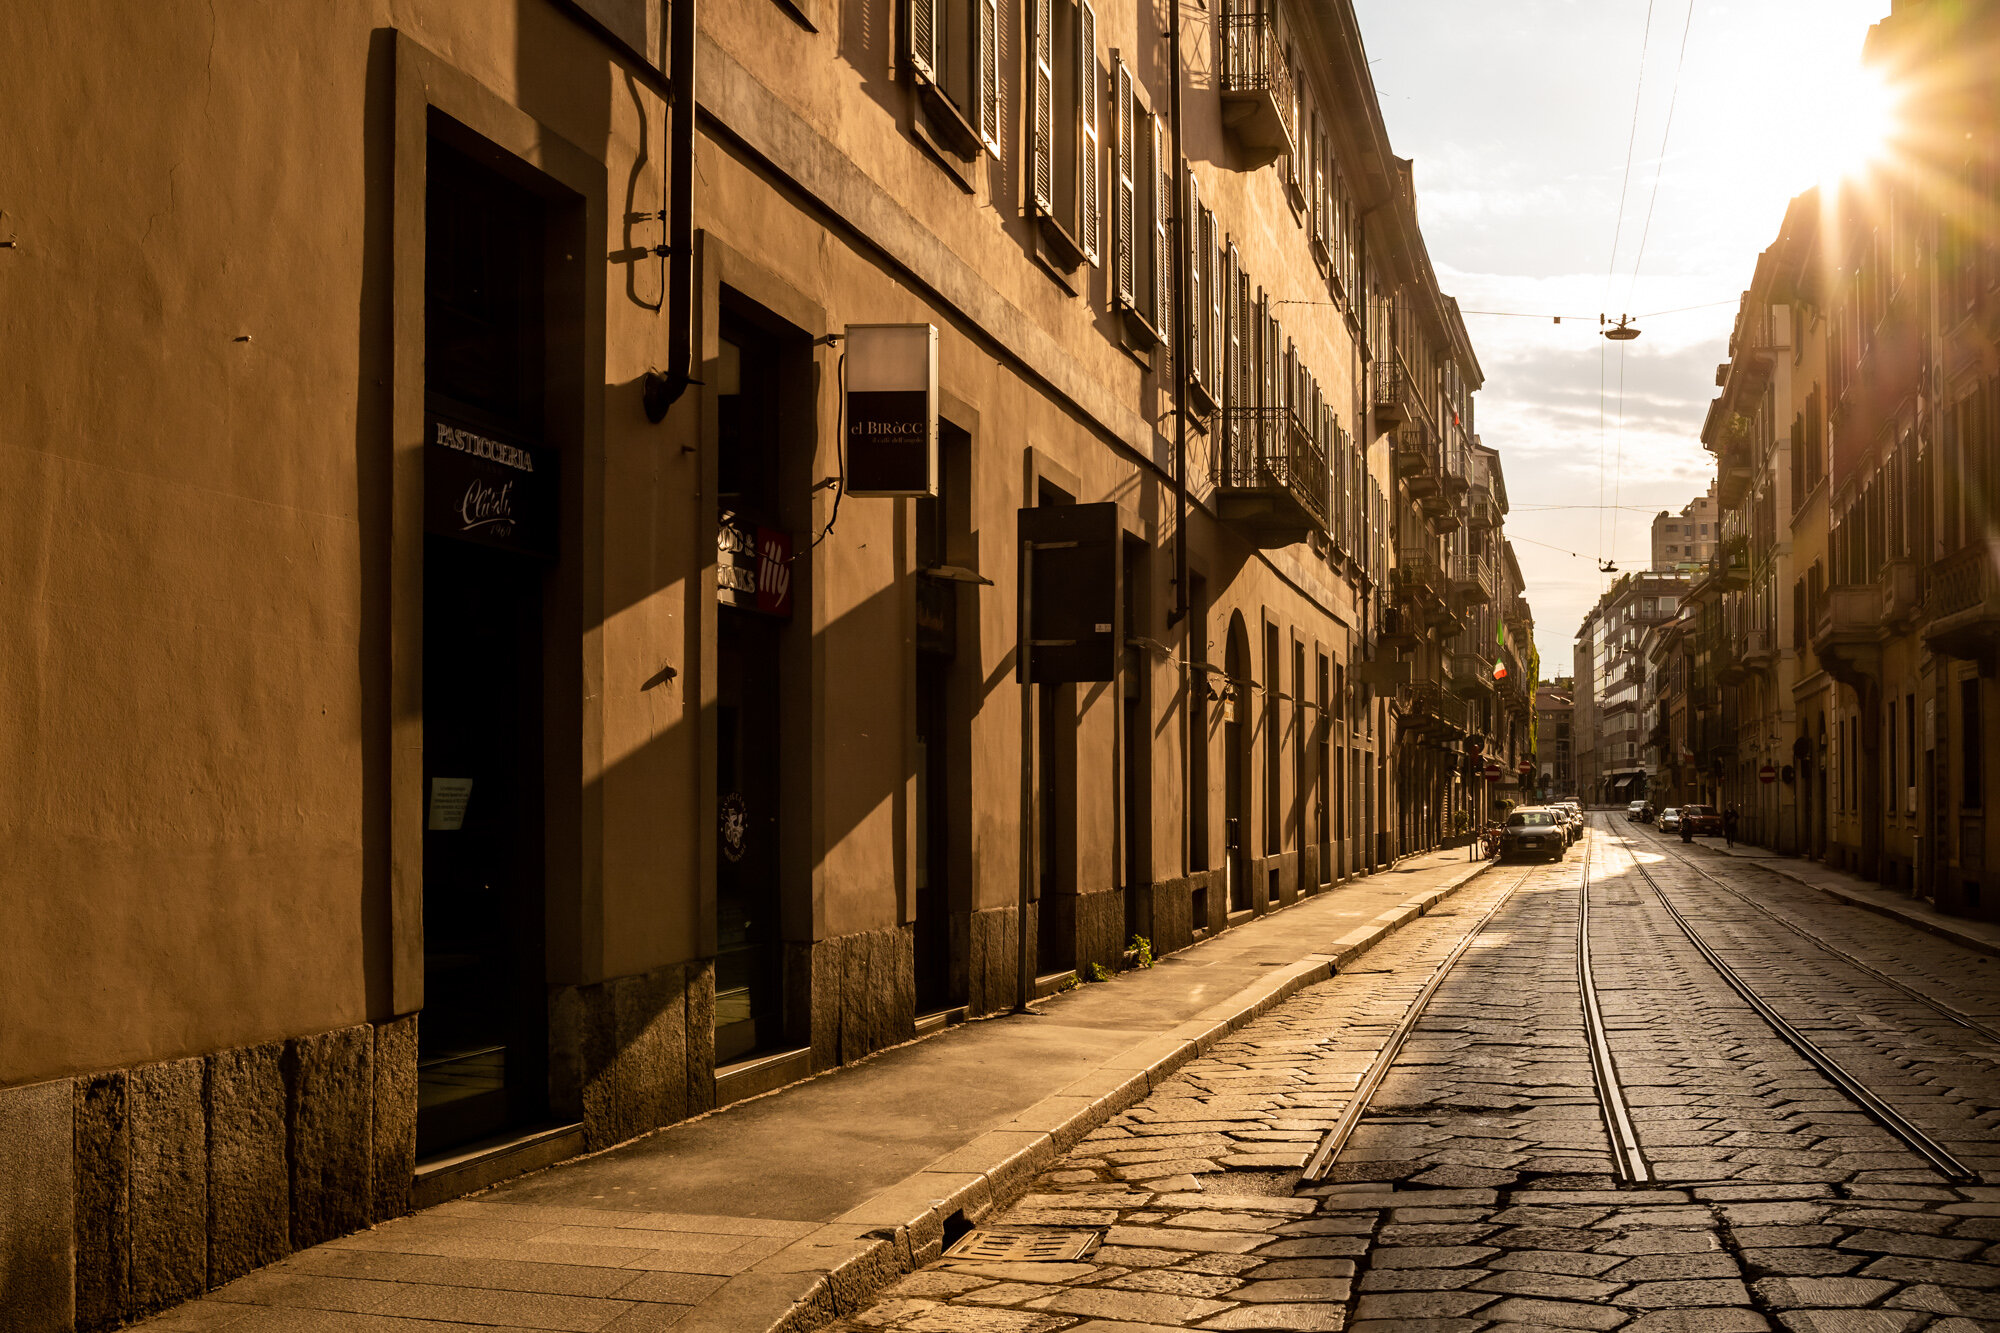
[
  {"xmin": 644, "ymin": 0, "xmax": 698, "ymax": 422},
  {"xmin": 1167, "ymin": 0, "xmax": 1191, "ymax": 877}
]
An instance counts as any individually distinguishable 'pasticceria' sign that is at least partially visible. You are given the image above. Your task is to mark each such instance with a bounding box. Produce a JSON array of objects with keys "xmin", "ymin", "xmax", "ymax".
[{"xmin": 424, "ymin": 414, "xmax": 558, "ymax": 558}]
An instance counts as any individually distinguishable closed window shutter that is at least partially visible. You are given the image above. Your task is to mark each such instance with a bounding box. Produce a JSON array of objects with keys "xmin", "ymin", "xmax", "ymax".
[
  {"xmin": 1216, "ymin": 239, "xmax": 1232, "ymax": 426},
  {"xmin": 1311, "ymin": 115, "xmax": 1324, "ymax": 246},
  {"xmin": 1186, "ymin": 172, "xmax": 1201, "ymax": 387},
  {"xmin": 1112, "ymin": 56, "xmax": 1135, "ymax": 306},
  {"xmin": 907, "ymin": 0, "xmax": 939, "ymax": 81},
  {"xmin": 1152, "ymin": 115, "xmax": 1169, "ymax": 345},
  {"xmin": 1200, "ymin": 211, "xmax": 1216, "ymax": 390},
  {"xmin": 1287, "ymin": 70, "xmax": 1302, "ymax": 192},
  {"xmin": 1078, "ymin": 0, "xmax": 1101, "ymax": 264},
  {"xmin": 1032, "ymin": 0, "xmax": 1054, "ymax": 212},
  {"xmin": 978, "ymin": 0, "xmax": 1001, "ymax": 155}
]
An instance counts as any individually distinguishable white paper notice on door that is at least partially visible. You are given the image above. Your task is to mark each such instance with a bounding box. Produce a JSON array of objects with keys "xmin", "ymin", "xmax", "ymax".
[{"xmin": 428, "ymin": 777, "xmax": 474, "ymax": 830}]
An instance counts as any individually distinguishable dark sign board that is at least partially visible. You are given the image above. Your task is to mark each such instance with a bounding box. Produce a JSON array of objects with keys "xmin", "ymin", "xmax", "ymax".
[
  {"xmin": 844, "ymin": 324, "xmax": 937, "ymax": 497},
  {"xmin": 425, "ymin": 414, "xmax": 558, "ymax": 558},
  {"xmin": 1017, "ymin": 502, "xmax": 1119, "ymax": 684}
]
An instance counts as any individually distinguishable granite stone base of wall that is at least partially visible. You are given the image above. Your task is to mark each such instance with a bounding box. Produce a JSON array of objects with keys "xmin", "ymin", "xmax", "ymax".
[
  {"xmin": 807, "ymin": 925, "xmax": 916, "ymax": 1071},
  {"xmin": 549, "ymin": 960, "xmax": 716, "ymax": 1152},
  {"xmin": 0, "ymin": 1016, "xmax": 415, "ymax": 1333},
  {"xmin": 968, "ymin": 904, "xmax": 1025, "ymax": 1016}
]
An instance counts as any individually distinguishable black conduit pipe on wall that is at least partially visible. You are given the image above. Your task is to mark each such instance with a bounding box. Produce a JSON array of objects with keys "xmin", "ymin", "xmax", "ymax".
[{"xmin": 645, "ymin": 0, "xmax": 698, "ymax": 422}]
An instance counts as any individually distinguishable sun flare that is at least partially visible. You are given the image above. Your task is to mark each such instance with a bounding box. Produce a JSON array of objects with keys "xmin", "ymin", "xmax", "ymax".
[{"xmin": 1803, "ymin": 60, "xmax": 1902, "ymax": 185}]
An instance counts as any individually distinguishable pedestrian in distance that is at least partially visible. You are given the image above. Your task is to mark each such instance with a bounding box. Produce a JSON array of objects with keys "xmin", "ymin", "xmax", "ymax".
[
  {"xmin": 1680, "ymin": 812, "xmax": 1695, "ymax": 844},
  {"xmin": 1723, "ymin": 805, "xmax": 1739, "ymax": 848}
]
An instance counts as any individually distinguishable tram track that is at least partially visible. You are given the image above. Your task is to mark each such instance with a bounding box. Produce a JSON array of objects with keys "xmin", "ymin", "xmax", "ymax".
[
  {"xmin": 1600, "ymin": 815, "xmax": 1979, "ymax": 1184},
  {"xmin": 1623, "ymin": 818, "xmax": 2000, "ymax": 1045},
  {"xmin": 1300, "ymin": 863, "xmax": 1536, "ymax": 1182},
  {"xmin": 1304, "ymin": 828, "xmax": 1660, "ymax": 1186}
]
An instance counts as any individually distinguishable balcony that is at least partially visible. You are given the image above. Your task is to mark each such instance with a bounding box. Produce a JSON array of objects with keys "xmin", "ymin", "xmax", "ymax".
[
  {"xmin": 1393, "ymin": 426, "xmax": 1440, "ymax": 498},
  {"xmin": 1217, "ymin": 13, "xmax": 1295, "ymax": 164},
  {"xmin": 1440, "ymin": 438, "xmax": 1469, "ymax": 496},
  {"xmin": 1923, "ymin": 544, "xmax": 2000, "ymax": 659},
  {"xmin": 1741, "ymin": 628, "xmax": 1776, "ymax": 672},
  {"xmin": 1378, "ymin": 604, "xmax": 1419, "ymax": 650},
  {"xmin": 1450, "ymin": 650, "xmax": 1494, "ymax": 697},
  {"xmin": 1373, "ymin": 357, "xmax": 1412, "ymax": 431},
  {"xmin": 1403, "ymin": 681, "xmax": 1470, "ymax": 739},
  {"xmin": 1811, "ymin": 584, "xmax": 1882, "ymax": 685},
  {"xmin": 1716, "ymin": 640, "xmax": 1746, "ymax": 684},
  {"xmin": 1880, "ymin": 558, "xmax": 1920, "ymax": 630},
  {"xmin": 1466, "ymin": 482, "xmax": 1498, "ymax": 531},
  {"xmin": 1451, "ymin": 554, "xmax": 1494, "ymax": 606},
  {"xmin": 1217, "ymin": 406, "xmax": 1329, "ymax": 544},
  {"xmin": 1419, "ymin": 490, "xmax": 1461, "ymax": 533},
  {"xmin": 1395, "ymin": 552, "xmax": 1446, "ymax": 609}
]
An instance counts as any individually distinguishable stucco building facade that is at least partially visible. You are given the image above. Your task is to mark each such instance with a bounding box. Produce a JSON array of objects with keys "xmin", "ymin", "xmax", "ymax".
[{"xmin": 0, "ymin": 1, "xmax": 1536, "ymax": 1325}]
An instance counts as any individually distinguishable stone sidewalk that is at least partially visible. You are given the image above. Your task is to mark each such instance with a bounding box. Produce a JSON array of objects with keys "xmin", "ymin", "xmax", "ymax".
[
  {"xmin": 135, "ymin": 848, "xmax": 1494, "ymax": 1333},
  {"xmin": 1650, "ymin": 828, "xmax": 2000, "ymax": 959}
]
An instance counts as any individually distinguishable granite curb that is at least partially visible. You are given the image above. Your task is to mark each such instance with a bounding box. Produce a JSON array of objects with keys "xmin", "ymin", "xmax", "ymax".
[{"xmin": 677, "ymin": 854, "xmax": 1498, "ymax": 1333}]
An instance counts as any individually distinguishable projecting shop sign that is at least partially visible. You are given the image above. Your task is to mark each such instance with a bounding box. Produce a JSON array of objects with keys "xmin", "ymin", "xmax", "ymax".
[
  {"xmin": 844, "ymin": 323, "xmax": 937, "ymax": 497},
  {"xmin": 717, "ymin": 514, "xmax": 794, "ymax": 617},
  {"xmin": 424, "ymin": 414, "xmax": 558, "ymax": 558}
]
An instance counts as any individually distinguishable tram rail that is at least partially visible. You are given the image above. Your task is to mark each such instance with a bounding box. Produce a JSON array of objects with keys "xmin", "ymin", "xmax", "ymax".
[{"xmin": 1602, "ymin": 816, "xmax": 1978, "ymax": 1184}]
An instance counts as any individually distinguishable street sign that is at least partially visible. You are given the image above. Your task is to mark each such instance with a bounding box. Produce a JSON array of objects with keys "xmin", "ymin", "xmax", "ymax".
[
  {"xmin": 1517, "ymin": 759, "xmax": 1535, "ymax": 777},
  {"xmin": 1759, "ymin": 763, "xmax": 1778, "ymax": 784},
  {"xmin": 1483, "ymin": 762, "xmax": 1503, "ymax": 782}
]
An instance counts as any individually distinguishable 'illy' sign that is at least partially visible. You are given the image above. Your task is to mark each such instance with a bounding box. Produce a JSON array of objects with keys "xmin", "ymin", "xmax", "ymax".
[
  {"xmin": 843, "ymin": 323, "xmax": 937, "ymax": 498},
  {"xmin": 424, "ymin": 414, "xmax": 558, "ymax": 558}
]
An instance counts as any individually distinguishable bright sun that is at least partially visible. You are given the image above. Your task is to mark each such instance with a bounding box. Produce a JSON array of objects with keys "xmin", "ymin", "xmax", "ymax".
[{"xmin": 1803, "ymin": 61, "xmax": 1902, "ymax": 185}]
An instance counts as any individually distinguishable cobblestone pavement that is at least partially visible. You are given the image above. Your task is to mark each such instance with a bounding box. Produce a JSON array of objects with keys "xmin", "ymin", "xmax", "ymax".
[{"xmin": 829, "ymin": 820, "xmax": 2000, "ymax": 1333}]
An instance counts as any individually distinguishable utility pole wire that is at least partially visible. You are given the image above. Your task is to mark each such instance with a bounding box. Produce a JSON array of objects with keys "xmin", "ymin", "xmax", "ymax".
[{"xmin": 1627, "ymin": 0, "xmax": 1697, "ymax": 308}]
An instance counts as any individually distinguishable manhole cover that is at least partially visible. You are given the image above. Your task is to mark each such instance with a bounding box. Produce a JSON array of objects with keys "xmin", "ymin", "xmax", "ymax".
[{"xmin": 943, "ymin": 1228, "xmax": 1102, "ymax": 1263}]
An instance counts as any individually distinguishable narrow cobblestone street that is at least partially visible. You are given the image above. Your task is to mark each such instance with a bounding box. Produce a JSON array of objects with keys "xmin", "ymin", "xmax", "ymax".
[{"xmin": 830, "ymin": 817, "xmax": 2000, "ymax": 1333}]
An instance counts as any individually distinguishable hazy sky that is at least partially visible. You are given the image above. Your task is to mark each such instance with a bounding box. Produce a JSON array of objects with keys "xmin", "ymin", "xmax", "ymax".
[{"xmin": 1350, "ymin": 0, "xmax": 1891, "ymax": 674}]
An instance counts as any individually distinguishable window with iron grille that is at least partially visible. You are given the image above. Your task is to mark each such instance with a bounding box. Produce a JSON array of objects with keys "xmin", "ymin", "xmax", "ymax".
[
  {"xmin": 1028, "ymin": 0, "xmax": 1101, "ymax": 270},
  {"xmin": 905, "ymin": 0, "xmax": 1002, "ymax": 159}
]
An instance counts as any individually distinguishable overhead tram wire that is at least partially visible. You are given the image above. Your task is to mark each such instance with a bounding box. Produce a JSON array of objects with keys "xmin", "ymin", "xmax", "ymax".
[
  {"xmin": 1612, "ymin": 1, "xmax": 1695, "ymax": 574},
  {"xmin": 1602, "ymin": 0, "xmax": 1656, "ymax": 576}
]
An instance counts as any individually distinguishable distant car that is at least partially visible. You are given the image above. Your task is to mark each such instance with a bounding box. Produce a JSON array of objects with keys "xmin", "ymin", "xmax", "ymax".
[
  {"xmin": 1627, "ymin": 800, "xmax": 1647, "ymax": 820},
  {"xmin": 1657, "ymin": 807, "xmax": 1681, "ymax": 832},
  {"xmin": 1680, "ymin": 804, "xmax": 1724, "ymax": 836},
  {"xmin": 1638, "ymin": 805, "xmax": 1657, "ymax": 823},
  {"xmin": 1557, "ymin": 802, "xmax": 1584, "ymax": 842},
  {"xmin": 1501, "ymin": 807, "xmax": 1568, "ymax": 862}
]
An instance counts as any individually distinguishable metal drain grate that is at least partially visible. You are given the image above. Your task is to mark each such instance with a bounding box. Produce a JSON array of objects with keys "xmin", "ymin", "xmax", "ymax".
[{"xmin": 942, "ymin": 1227, "xmax": 1102, "ymax": 1263}]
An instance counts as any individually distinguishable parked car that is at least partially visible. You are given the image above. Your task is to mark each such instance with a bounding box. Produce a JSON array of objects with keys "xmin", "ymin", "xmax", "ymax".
[
  {"xmin": 1627, "ymin": 800, "xmax": 1647, "ymax": 820},
  {"xmin": 1680, "ymin": 804, "xmax": 1724, "ymax": 836},
  {"xmin": 1556, "ymin": 801, "xmax": 1584, "ymax": 842},
  {"xmin": 1637, "ymin": 805, "xmax": 1656, "ymax": 823},
  {"xmin": 1657, "ymin": 807, "xmax": 1681, "ymax": 832},
  {"xmin": 1500, "ymin": 807, "xmax": 1568, "ymax": 862}
]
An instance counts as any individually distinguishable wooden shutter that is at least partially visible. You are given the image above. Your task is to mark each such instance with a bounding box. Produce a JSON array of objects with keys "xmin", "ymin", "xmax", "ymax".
[
  {"xmin": 1032, "ymin": 0, "xmax": 1054, "ymax": 212},
  {"xmin": 1152, "ymin": 114, "xmax": 1169, "ymax": 342},
  {"xmin": 978, "ymin": 0, "xmax": 1001, "ymax": 155},
  {"xmin": 1310, "ymin": 115, "xmax": 1324, "ymax": 246},
  {"xmin": 1200, "ymin": 211, "xmax": 1216, "ymax": 390},
  {"xmin": 906, "ymin": 0, "xmax": 939, "ymax": 82},
  {"xmin": 1078, "ymin": 0, "xmax": 1101, "ymax": 264},
  {"xmin": 1112, "ymin": 56, "xmax": 1135, "ymax": 305},
  {"xmin": 1287, "ymin": 69, "xmax": 1302, "ymax": 192},
  {"xmin": 1186, "ymin": 171, "xmax": 1201, "ymax": 387},
  {"xmin": 1216, "ymin": 239, "xmax": 1232, "ymax": 422}
]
